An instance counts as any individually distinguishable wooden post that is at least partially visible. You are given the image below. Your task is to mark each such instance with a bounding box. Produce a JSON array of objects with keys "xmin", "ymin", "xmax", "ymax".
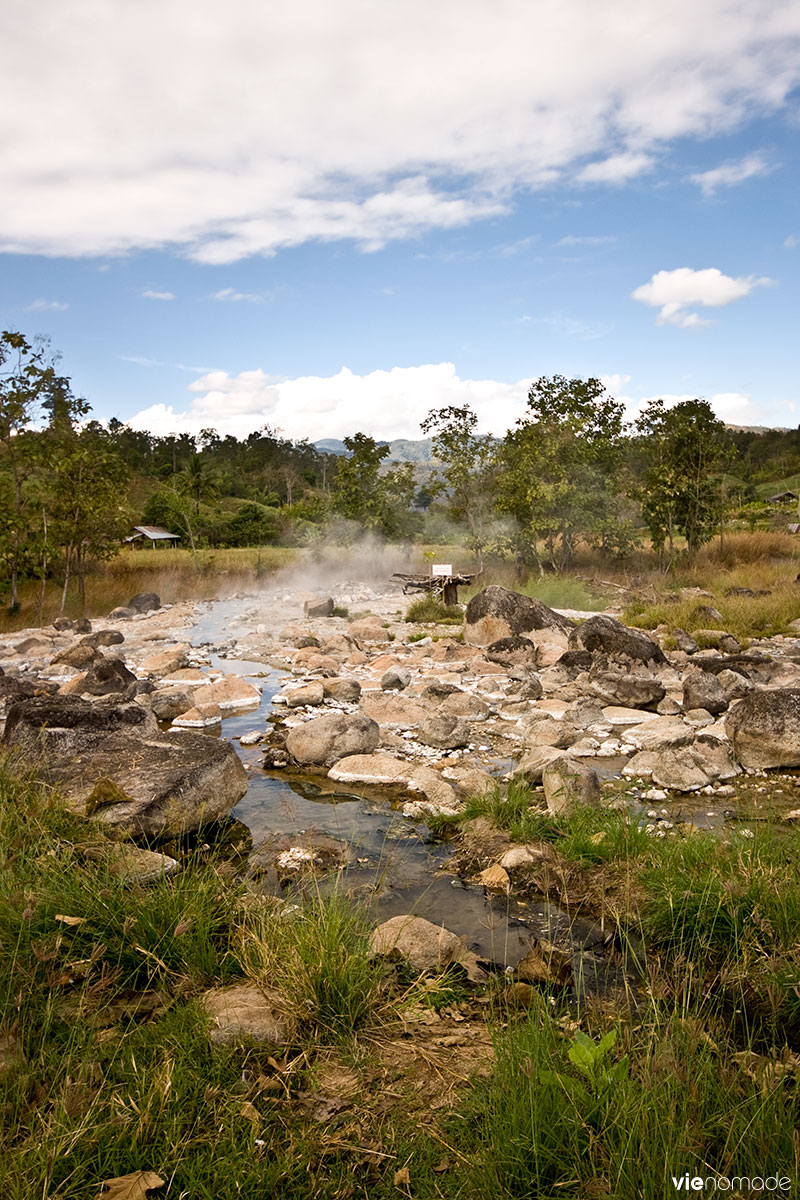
[{"xmin": 442, "ymin": 580, "xmax": 458, "ymax": 606}]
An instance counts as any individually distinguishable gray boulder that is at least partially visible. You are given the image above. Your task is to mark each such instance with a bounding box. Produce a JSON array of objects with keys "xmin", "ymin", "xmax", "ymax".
[
  {"xmin": 83, "ymin": 655, "xmax": 137, "ymax": 697},
  {"xmin": 588, "ymin": 666, "xmax": 665, "ymax": 710},
  {"xmin": 682, "ymin": 669, "xmax": 728, "ymax": 715},
  {"xmin": 417, "ymin": 712, "xmax": 471, "ymax": 749},
  {"xmin": 107, "ymin": 606, "xmax": 135, "ymax": 620},
  {"xmin": 82, "ymin": 628, "xmax": 125, "ymax": 649},
  {"xmin": 127, "ymin": 592, "xmax": 161, "ymax": 613},
  {"xmin": 304, "ymin": 596, "xmax": 334, "ymax": 618},
  {"xmin": 285, "ymin": 711, "xmax": 380, "ymax": 766},
  {"xmin": 486, "ymin": 636, "xmax": 538, "ymax": 668},
  {"xmin": 726, "ymin": 689, "xmax": 800, "ymax": 769},
  {"xmin": 322, "ymin": 677, "xmax": 362, "ymax": 703},
  {"xmin": 542, "ymin": 757, "xmax": 602, "ymax": 816},
  {"xmin": 3, "ymin": 695, "xmax": 247, "ymax": 837},
  {"xmin": 464, "ymin": 585, "xmax": 573, "ymax": 647},
  {"xmin": 568, "ymin": 615, "xmax": 666, "ymax": 665},
  {"xmin": 381, "ymin": 667, "xmax": 411, "ymax": 691}
]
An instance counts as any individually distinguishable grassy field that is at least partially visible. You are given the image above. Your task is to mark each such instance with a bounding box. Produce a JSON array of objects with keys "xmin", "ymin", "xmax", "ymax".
[{"xmin": 4, "ymin": 758, "xmax": 800, "ymax": 1198}]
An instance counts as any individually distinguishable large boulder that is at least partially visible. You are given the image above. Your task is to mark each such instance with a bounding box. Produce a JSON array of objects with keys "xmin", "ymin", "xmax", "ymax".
[
  {"xmin": 682, "ymin": 669, "xmax": 728, "ymax": 715},
  {"xmin": 3, "ymin": 695, "xmax": 247, "ymax": 837},
  {"xmin": 726, "ymin": 689, "xmax": 800, "ymax": 769},
  {"xmin": 285, "ymin": 711, "xmax": 380, "ymax": 766},
  {"xmin": 463, "ymin": 586, "xmax": 573, "ymax": 647},
  {"xmin": 486, "ymin": 636, "xmax": 538, "ymax": 669},
  {"xmin": 588, "ymin": 666, "xmax": 665, "ymax": 710},
  {"xmin": 128, "ymin": 592, "xmax": 161, "ymax": 613},
  {"xmin": 568, "ymin": 615, "xmax": 666, "ymax": 665},
  {"xmin": 83, "ymin": 655, "xmax": 137, "ymax": 697}
]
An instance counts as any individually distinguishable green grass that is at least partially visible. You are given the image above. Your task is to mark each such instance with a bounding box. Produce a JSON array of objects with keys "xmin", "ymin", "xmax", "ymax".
[
  {"xmin": 404, "ymin": 594, "xmax": 463, "ymax": 623},
  {"xmin": 5, "ymin": 755, "xmax": 800, "ymax": 1197}
]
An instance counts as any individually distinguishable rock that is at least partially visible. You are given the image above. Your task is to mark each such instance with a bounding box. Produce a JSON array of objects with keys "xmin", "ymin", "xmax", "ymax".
[
  {"xmin": 127, "ymin": 592, "xmax": 161, "ymax": 613},
  {"xmin": 621, "ymin": 716, "xmax": 693, "ymax": 752},
  {"xmin": 285, "ymin": 712, "xmax": 380, "ymax": 766},
  {"xmin": 200, "ymin": 984, "xmax": 293, "ymax": 1046},
  {"xmin": 104, "ymin": 845, "xmax": 181, "ymax": 884},
  {"xmin": 441, "ymin": 691, "xmax": 491, "ymax": 721},
  {"xmin": 624, "ymin": 740, "xmax": 738, "ymax": 792},
  {"xmin": 349, "ymin": 618, "xmax": 390, "ymax": 643},
  {"xmin": 172, "ymin": 703, "xmax": 223, "ymax": 728},
  {"xmin": 14, "ymin": 636, "xmax": 54, "ymax": 656},
  {"xmin": 285, "ymin": 682, "xmax": 325, "ymax": 708},
  {"xmin": 656, "ymin": 697, "xmax": 682, "ymax": 715},
  {"xmin": 82, "ymin": 629, "xmax": 125, "ymax": 648},
  {"xmin": 193, "ymin": 675, "xmax": 261, "ymax": 710},
  {"xmin": 568, "ymin": 615, "xmax": 666, "ymax": 665},
  {"xmin": 360, "ymin": 692, "xmax": 427, "ymax": 728},
  {"xmin": 442, "ymin": 764, "xmax": 496, "ymax": 799},
  {"xmin": 691, "ymin": 629, "xmax": 742, "ymax": 653},
  {"xmin": 139, "ymin": 646, "xmax": 190, "ymax": 676},
  {"xmin": 150, "ymin": 689, "xmax": 193, "ymax": 721},
  {"xmin": 717, "ymin": 669, "xmax": 753, "ymax": 702},
  {"xmin": 107, "ymin": 606, "xmax": 135, "ymax": 620},
  {"xmin": 486, "ymin": 636, "xmax": 538, "ymax": 668},
  {"xmin": 601, "ymin": 706, "xmax": 661, "ymax": 727},
  {"xmin": 73, "ymin": 618, "xmax": 92, "ymax": 634},
  {"xmin": 303, "ymin": 596, "xmax": 334, "ymax": 618},
  {"xmin": 588, "ymin": 667, "xmax": 665, "ymax": 710},
  {"xmin": 682, "ymin": 669, "xmax": 728, "ymax": 715},
  {"xmin": 83, "ymin": 656, "xmax": 138, "ymax": 696},
  {"xmin": 463, "ymin": 585, "xmax": 573, "ymax": 647},
  {"xmin": 369, "ymin": 915, "xmax": 487, "ymax": 981},
  {"xmin": 417, "ymin": 712, "xmax": 471, "ymax": 749},
  {"xmin": 693, "ymin": 604, "xmax": 724, "ymax": 625},
  {"xmin": 322, "ymin": 677, "xmax": 362, "ymax": 703},
  {"xmin": 420, "ymin": 681, "xmax": 461, "ymax": 702},
  {"xmin": 542, "ymin": 757, "xmax": 602, "ymax": 816},
  {"xmin": 507, "ymin": 668, "xmax": 544, "ymax": 700},
  {"xmin": 671, "ymin": 628, "xmax": 699, "ymax": 654},
  {"xmin": 726, "ymin": 689, "xmax": 800, "ymax": 769},
  {"xmin": 52, "ymin": 617, "xmax": 74, "ymax": 631},
  {"xmin": 327, "ymin": 752, "xmax": 411, "ymax": 786},
  {"xmin": 477, "ymin": 864, "xmax": 510, "ymax": 892},
  {"xmin": 52, "ymin": 642, "xmax": 98, "ymax": 668},
  {"xmin": 239, "ymin": 730, "xmax": 263, "ymax": 746},
  {"xmin": 381, "ymin": 667, "xmax": 411, "ymax": 691},
  {"xmin": 512, "ymin": 746, "xmax": 562, "ymax": 786},
  {"xmin": 555, "ymin": 649, "xmax": 594, "ymax": 676},
  {"xmin": 3, "ymin": 696, "xmax": 247, "ymax": 837}
]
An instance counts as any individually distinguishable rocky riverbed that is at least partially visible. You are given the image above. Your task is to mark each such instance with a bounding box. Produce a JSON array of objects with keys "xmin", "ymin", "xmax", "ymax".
[{"xmin": 2, "ymin": 579, "xmax": 800, "ymax": 998}]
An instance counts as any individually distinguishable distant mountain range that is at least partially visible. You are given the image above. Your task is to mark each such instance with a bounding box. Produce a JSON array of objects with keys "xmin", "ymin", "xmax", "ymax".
[{"xmin": 314, "ymin": 437, "xmax": 436, "ymax": 463}]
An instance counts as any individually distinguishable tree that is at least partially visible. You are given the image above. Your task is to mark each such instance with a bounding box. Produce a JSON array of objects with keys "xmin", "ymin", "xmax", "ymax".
[
  {"xmin": 0, "ymin": 331, "xmax": 88, "ymax": 607},
  {"xmin": 331, "ymin": 433, "xmax": 416, "ymax": 536},
  {"xmin": 420, "ymin": 405, "xmax": 498, "ymax": 568},
  {"xmin": 496, "ymin": 376, "xmax": 630, "ymax": 571},
  {"xmin": 633, "ymin": 398, "xmax": 732, "ymax": 563}
]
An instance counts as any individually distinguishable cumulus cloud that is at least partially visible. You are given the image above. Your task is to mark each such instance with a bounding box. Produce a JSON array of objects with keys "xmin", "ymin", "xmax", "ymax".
[
  {"xmin": 211, "ymin": 287, "xmax": 268, "ymax": 303},
  {"xmin": 1, "ymin": 0, "xmax": 799, "ymax": 260},
  {"xmin": 24, "ymin": 298, "xmax": 68, "ymax": 311},
  {"xmin": 631, "ymin": 267, "xmax": 772, "ymax": 328},
  {"xmin": 127, "ymin": 363, "xmax": 531, "ymax": 441},
  {"xmin": 576, "ymin": 153, "xmax": 654, "ymax": 185},
  {"xmin": 624, "ymin": 390, "xmax": 753, "ymax": 423},
  {"xmin": 690, "ymin": 153, "xmax": 772, "ymax": 196},
  {"xmin": 142, "ymin": 289, "xmax": 175, "ymax": 301}
]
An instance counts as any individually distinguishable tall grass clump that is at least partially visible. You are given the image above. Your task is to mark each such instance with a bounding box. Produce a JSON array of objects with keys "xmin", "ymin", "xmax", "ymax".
[
  {"xmin": 236, "ymin": 890, "xmax": 386, "ymax": 1040},
  {"xmin": 404, "ymin": 594, "xmax": 463, "ymax": 623}
]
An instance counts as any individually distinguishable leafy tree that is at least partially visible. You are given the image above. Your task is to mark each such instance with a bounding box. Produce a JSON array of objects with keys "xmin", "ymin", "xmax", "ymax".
[
  {"xmin": 633, "ymin": 398, "xmax": 732, "ymax": 563},
  {"xmin": 420, "ymin": 404, "xmax": 498, "ymax": 568},
  {"xmin": 332, "ymin": 433, "xmax": 416, "ymax": 537},
  {"xmin": 497, "ymin": 376, "xmax": 630, "ymax": 571}
]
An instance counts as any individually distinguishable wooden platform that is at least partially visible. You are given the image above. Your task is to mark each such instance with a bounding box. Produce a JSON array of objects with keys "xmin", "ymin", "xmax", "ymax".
[{"xmin": 392, "ymin": 571, "xmax": 477, "ymax": 605}]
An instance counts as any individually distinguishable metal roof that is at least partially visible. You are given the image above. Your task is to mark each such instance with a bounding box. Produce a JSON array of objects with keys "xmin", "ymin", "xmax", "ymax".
[{"xmin": 127, "ymin": 525, "xmax": 180, "ymax": 539}]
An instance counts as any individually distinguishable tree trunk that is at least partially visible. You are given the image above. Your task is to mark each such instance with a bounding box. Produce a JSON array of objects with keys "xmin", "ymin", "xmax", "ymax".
[{"xmin": 60, "ymin": 546, "xmax": 73, "ymax": 614}]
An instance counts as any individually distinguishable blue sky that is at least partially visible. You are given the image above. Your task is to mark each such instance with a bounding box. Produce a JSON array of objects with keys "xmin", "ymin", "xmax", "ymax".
[{"xmin": 1, "ymin": 0, "xmax": 798, "ymax": 441}]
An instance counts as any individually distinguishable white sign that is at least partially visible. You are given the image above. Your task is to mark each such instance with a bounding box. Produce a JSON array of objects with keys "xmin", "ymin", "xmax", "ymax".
[{"xmin": 431, "ymin": 564, "xmax": 452, "ymax": 577}]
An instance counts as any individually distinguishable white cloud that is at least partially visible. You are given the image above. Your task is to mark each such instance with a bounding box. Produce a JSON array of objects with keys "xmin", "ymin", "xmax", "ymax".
[
  {"xmin": 623, "ymin": 390, "xmax": 753, "ymax": 423},
  {"xmin": 576, "ymin": 153, "xmax": 654, "ymax": 185},
  {"xmin": 690, "ymin": 153, "xmax": 772, "ymax": 196},
  {"xmin": 785, "ymin": 235, "xmax": 797, "ymax": 249},
  {"xmin": 142, "ymin": 289, "xmax": 175, "ymax": 301},
  {"xmin": 24, "ymin": 298, "xmax": 68, "ymax": 311},
  {"xmin": 128, "ymin": 363, "xmax": 531, "ymax": 441},
  {"xmin": 631, "ymin": 267, "xmax": 772, "ymax": 328},
  {"xmin": 211, "ymin": 287, "xmax": 268, "ymax": 303},
  {"xmin": 1, "ymin": 0, "xmax": 799, "ymax": 260}
]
